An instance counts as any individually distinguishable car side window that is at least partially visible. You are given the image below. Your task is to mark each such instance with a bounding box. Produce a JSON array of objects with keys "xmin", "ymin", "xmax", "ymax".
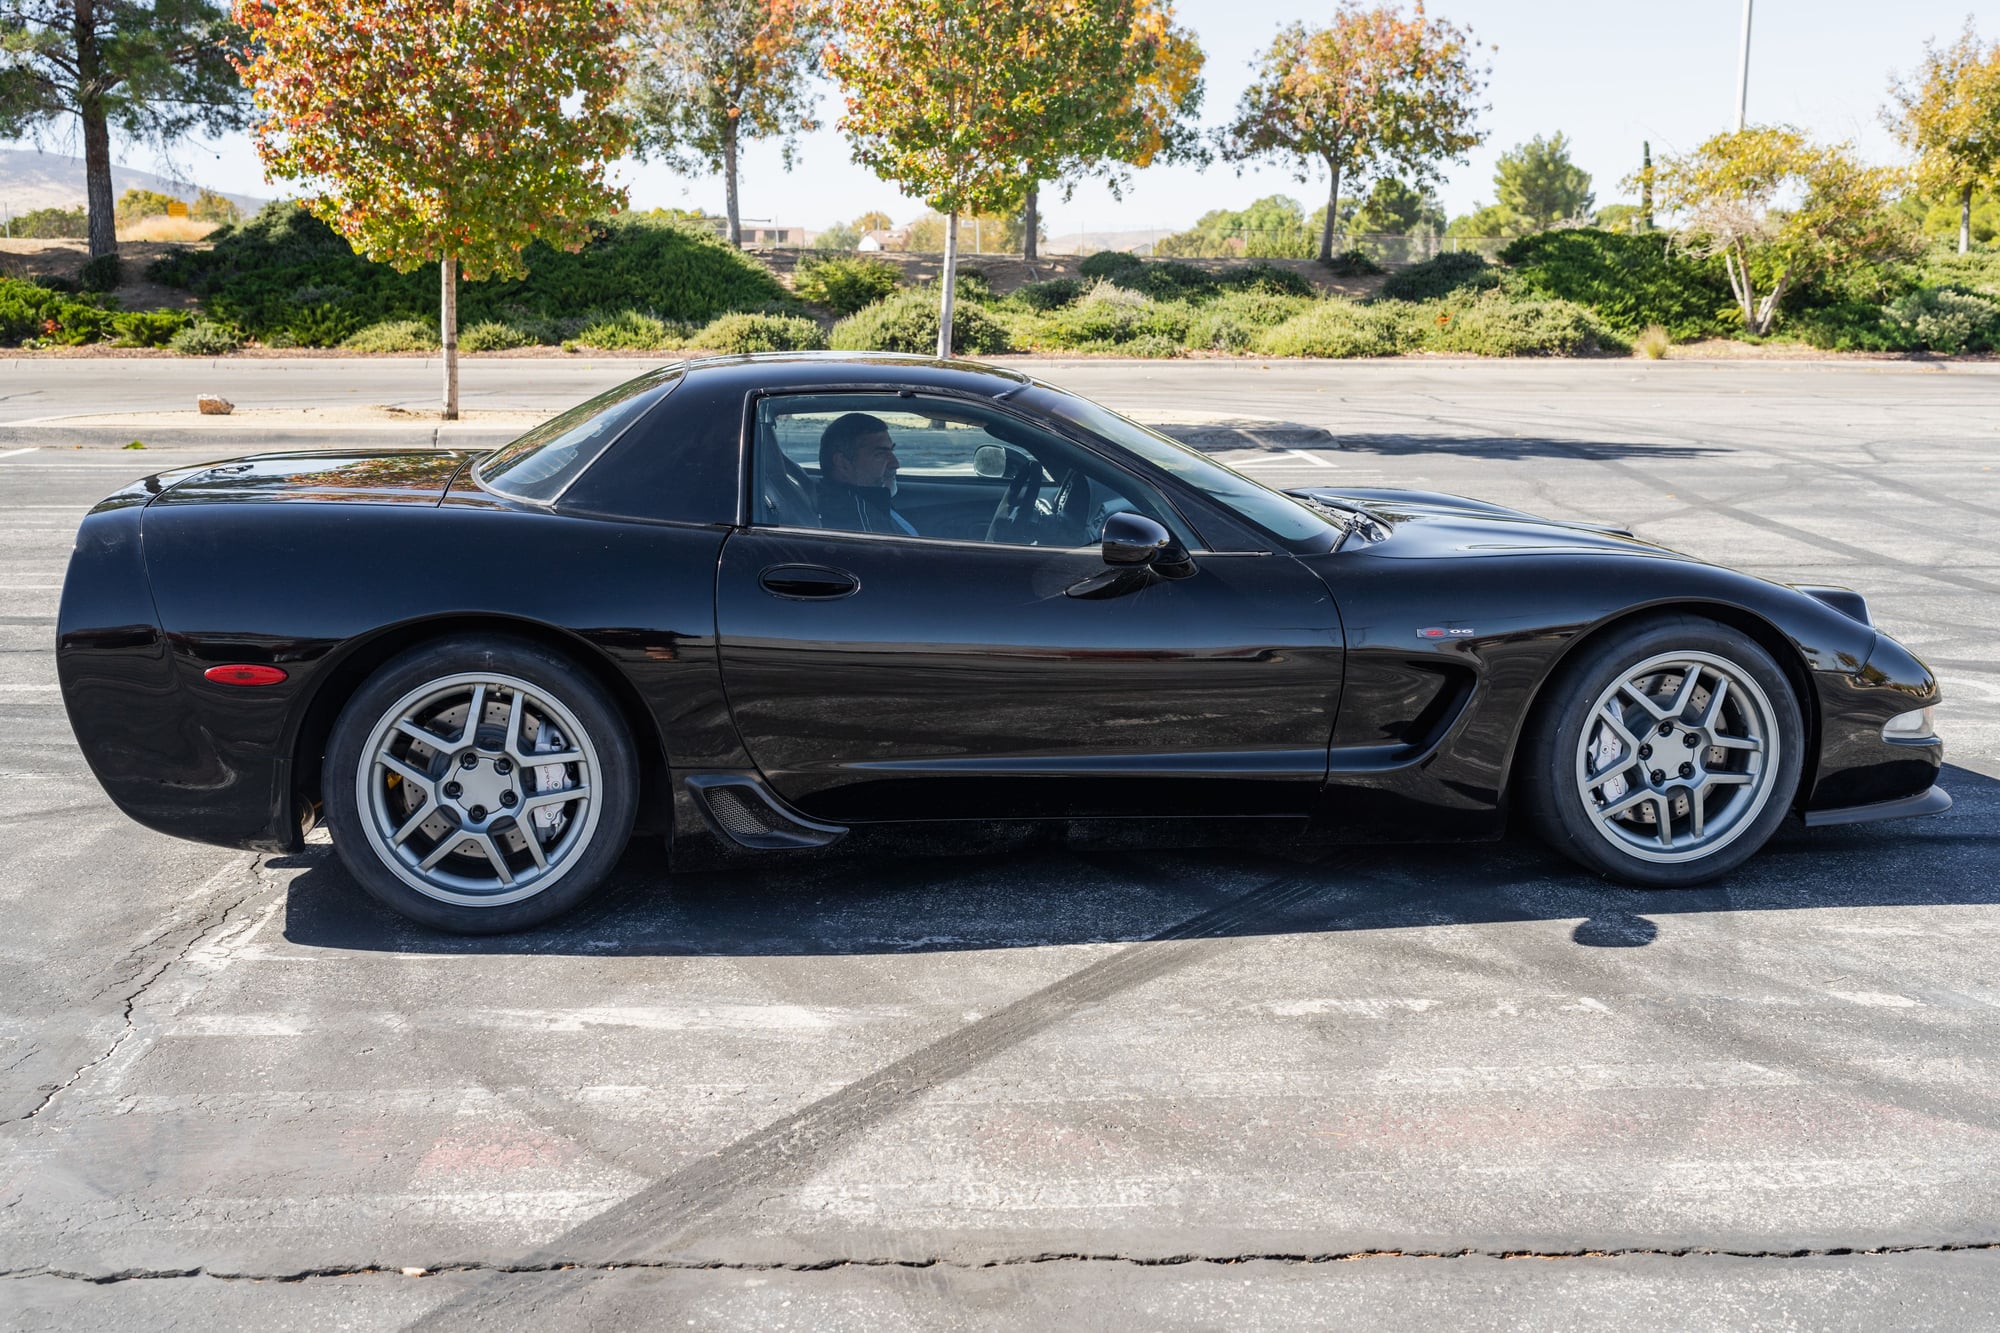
[{"xmin": 751, "ymin": 392, "xmax": 1193, "ymax": 549}]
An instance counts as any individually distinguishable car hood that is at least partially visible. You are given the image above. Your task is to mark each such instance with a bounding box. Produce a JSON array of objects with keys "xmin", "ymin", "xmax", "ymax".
[
  {"xmin": 1290, "ymin": 486, "xmax": 1677, "ymax": 560},
  {"xmin": 136, "ymin": 449, "xmax": 477, "ymax": 509}
]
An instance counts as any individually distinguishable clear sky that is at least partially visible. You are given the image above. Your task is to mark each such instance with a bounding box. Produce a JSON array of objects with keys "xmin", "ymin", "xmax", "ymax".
[{"xmin": 10, "ymin": 0, "xmax": 1986, "ymax": 236}]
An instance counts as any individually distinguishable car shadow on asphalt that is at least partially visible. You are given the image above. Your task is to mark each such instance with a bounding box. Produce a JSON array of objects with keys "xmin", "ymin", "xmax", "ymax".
[{"xmin": 276, "ymin": 763, "xmax": 1995, "ymax": 958}]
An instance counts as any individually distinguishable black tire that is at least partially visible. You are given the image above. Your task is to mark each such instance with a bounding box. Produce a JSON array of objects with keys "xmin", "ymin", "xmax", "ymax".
[
  {"xmin": 1522, "ymin": 615, "xmax": 1804, "ymax": 888},
  {"xmin": 323, "ymin": 635, "xmax": 638, "ymax": 933}
]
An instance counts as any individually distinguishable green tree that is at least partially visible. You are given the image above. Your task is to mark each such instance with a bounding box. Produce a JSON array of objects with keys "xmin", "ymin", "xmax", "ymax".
[
  {"xmin": 235, "ymin": 0, "xmax": 631, "ymax": 416},
  {"xmin": 1351, "ymin": 177, "xmax": 1443, "ymax": 235},
  {"xmin": 628, "ymin": 0, "xmax": 823, "ymax": 248},
  {"xmin": 852, "ymin": 209, "xmax": 894, "ymax": 233},
  {"xmin": 815, "ymin": 219, "xmax": 862, "ymax": 250},
  {"xmin": 1646, "ymin": 127, "xmax": 1917, "ymax": 335},
  {"xmin": 823, "ymin": 0, "xmax": 1140, "ymax": 355},
  {"xmin": 1219, "ymin": 3, "xmax": 1486, "ymax": 262},
  {"xmin": 190, "ymin": 187, "xmax": 237, "ymax": 222},
  {"xmin": 1156, "ymin": 195, "xmax": 1316, "ymax": 257},
  {"xmin": 1493, "ymin": 132, "xmax": 1594, "ymax": 232},
  {"xmin": 0, "ymin": 1, "xmax": 249, "ymax": 257},
  {"xmin": 1444, "ymin": 201, "xmax": 1512, "ymax": 238},
  {"xmin": 1889, "ymin": 22, "xmax": 2000, "ymax": 254}
]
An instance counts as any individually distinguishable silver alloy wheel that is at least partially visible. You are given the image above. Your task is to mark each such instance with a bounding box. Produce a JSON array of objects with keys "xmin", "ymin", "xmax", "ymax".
[
  {"xmin": 354, "ymin": 671, "xmax": 602, "ymax": 907},
  {"xmin": 1573, "ymin": 650, "xmax": 1779, "ymax": 865}
]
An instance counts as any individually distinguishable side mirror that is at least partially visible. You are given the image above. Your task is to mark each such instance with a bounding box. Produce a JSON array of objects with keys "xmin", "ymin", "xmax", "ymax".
[
  {"xmin": 1100, "ymin": 512, "xmax": 1195, "ymax": 577},
  {"xmin": 973, "ymin": 443, "xmax": 1025, "ymax": 479}
]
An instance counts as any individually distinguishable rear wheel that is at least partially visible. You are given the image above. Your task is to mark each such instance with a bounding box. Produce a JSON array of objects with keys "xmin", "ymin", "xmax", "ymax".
[
  {"xmin": 1524, "ymin": 617, "xmax": 1804, "ymax": 887},
  {"xmin": 323, "ymin": 637, "xmax": 638, "ymax": 933}
]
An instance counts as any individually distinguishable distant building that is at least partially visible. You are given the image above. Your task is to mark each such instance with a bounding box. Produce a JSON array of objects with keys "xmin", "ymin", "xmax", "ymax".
[{"xmin": 856, "ymin": 227, "xmax": 910, "ymax": 252}]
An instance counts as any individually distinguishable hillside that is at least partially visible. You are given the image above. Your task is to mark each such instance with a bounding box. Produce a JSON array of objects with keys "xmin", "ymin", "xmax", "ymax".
[{"xmin": 1, "ymin": 148, "xmax": 266, "ymax": 218}]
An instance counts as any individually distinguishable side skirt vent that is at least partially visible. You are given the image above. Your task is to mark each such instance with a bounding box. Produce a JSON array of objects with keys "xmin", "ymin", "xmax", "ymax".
[{"xmin": 684, "ymin": 774, "xmax": 847, "ymax": 851}]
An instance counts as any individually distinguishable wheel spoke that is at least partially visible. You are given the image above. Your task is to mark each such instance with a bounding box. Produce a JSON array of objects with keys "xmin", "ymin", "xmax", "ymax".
[
  {"xmin": 473, "ymin": 833, "xmax": 514, "ymax": 886},
  {"xmin": 1596, "ymin": 787, "xmax": 1654, "ymax": 820},
  {"xmin": 458, "ymin": 684, "xmax": 487, "ymax": 747},
  {"xmin": 1650, "ymin": 795, "xmax": 1676, "ymax": 846},
  {"xmin": 1703, "ymin": 771, "xmax": 1755, "ymax": 787},
  {"xmin": 1660, "ymin": 665, "xmax": 1704, "ymax": 721},
  {"xmin": 418, "ymin": 835, "xmax": 462, "ymax": 872},
  {"xmin": 505, "ymin": 687, "xmax": 528, "ymax": 758},
  {"xmin": 389, "ymin": 799, "xmax": 433, "ymax": 847},
  {"xmin": 379, "ymin": 752, "xmax": 434, "ymax": 790},
  {"xmin": 527, "ymin": 749, "xmax": 585, "ymax": 768},
  {"xmin": 394, "ymin": 718, "xmax": 448, "ymax": 749},
  {"xmin": 1710, "ymin": 733, "xmax": 1761, "ymax": 753},
  {"xmin": 1688, "ymin": 787, "xmax": 1706, "ymax": 838},
  {"xmin": 1590, "ymin": 707, "xmax": 1643, "ymax": 775},
  {"xmin": 1700, "ymin": 676, "xmax": 1731, "ymax": 729},
  {"xmin": 1617, "ymin": 679, "xmax": 1673, "ymax": 721},
  {"xmin": 517, "ymin": 822, "xmax": 548, "ymax": 871}
]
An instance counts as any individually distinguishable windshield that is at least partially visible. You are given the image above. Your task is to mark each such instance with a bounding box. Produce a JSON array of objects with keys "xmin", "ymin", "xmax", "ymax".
[
  {"xmin": 1026, "ymin": 387, "xmax": 1341, "ymax": 549},
  {"xmin": 476, "ymin": 366, "xmax": 684, "ymax": 503}
]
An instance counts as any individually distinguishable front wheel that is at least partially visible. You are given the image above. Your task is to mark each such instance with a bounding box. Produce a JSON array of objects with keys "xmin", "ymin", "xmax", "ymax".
[
  {"xmin": 1523, "ymin": 617, "xmax": 1804, "ymax": 887},
  {"xmin": 323, "ymin": 636, "xmax": 638, "ymax": 933}
]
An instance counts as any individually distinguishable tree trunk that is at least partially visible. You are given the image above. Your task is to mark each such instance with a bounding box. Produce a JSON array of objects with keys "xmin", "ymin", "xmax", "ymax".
[
  {"xmin": 440, "ymin": 257, "xmax": 459, "ymax": 420},
  {"xmin": 1962, "ymin": 184, "xmax": 1974, "ymax": 257},
  {"xmin": 1318, "ymin": 161, "xmax": 1343, "ymax": 263},
  {"xmin": 77, "ymin": 2, "xmax": 116, "ymax": 261},
  {"xmin": 723, "ymin": 128, "xmax": 741, "ymax": 247},
  {"xmin": 1023, "ymin": 183, "xmax": 1039, "ymax": 263},
  {"xmin": 936, "ymin": 211, "xmax": 958, "ymax": 360}
]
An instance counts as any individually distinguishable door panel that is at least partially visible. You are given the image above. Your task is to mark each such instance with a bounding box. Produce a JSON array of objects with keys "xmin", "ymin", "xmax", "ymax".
[{"xmin": 715, "ymin": 528, "xmax": 1344, "ymax": 822}]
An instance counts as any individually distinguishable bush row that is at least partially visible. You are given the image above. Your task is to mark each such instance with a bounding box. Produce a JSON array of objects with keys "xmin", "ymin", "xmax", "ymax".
[{"xmin": 0, "ymin": 277, "xmax": 192, "ymax": 348}]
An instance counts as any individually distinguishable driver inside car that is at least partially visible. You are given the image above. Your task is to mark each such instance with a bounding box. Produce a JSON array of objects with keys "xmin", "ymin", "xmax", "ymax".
[{"xmin": 817, "ymin": 412, "xmax": 918, "ymax": 535}]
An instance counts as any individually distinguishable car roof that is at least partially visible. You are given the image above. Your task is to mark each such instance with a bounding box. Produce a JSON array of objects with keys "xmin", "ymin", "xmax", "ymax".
[{"xmin": 674, "ymin": 351, "xmax": 1036, "ymax": 399}]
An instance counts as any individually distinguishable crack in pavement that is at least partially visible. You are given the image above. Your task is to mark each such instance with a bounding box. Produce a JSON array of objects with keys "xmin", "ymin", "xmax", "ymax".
[
  {"xmin": 11, "ymin": 1242, "xmax": 2000, "ymax": 1285},
  {"xmin": 2, "ymin": 854, "xmax": 269, "ymax": 1126}
]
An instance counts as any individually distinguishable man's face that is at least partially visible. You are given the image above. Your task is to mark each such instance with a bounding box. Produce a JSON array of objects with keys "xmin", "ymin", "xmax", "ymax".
[{"xmin": 830, "ymin": 430, "xmax": 899, "ymax": 488}]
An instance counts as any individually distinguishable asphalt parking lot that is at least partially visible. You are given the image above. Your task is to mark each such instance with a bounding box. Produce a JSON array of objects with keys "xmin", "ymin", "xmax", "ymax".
[{"xmin": 3, "ymin": 357, "xmax": 1999, "ymax": 1328}]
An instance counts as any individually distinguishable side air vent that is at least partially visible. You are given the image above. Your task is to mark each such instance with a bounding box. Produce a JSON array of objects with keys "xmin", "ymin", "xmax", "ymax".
[
  {"xmin": 1795, "ymin": 585, "xmax": 1872, "ymax": 626},
  {"xmin": 684, "ymin": 774, "xmax": 846, "ymax": 851}
]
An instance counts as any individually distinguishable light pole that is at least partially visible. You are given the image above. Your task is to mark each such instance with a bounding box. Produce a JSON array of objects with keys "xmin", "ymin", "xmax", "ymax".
[{"xmin": 1734, "ymin": 0, "xmax": 1754, "ymax": 132}]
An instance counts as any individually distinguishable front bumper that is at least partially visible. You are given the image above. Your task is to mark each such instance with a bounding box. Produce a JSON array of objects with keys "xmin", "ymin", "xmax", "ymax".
[{"xmin": 1804, "ymin": 784, "xmax": 1952, "ymax": 828}]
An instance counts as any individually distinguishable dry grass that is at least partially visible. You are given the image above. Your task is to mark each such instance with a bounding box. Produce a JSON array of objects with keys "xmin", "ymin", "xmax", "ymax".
[
  {"xmin": 1633, "ymin": 324, "xmax": 1673, "ymax": 360},
  {"xmin": 118, "ymin": 215, "xmax": 223, "ymax": 242}
]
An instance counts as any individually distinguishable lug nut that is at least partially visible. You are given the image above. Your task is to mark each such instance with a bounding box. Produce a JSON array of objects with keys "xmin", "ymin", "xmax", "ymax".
[
  {"xmin": 469, "ymin": 805, "xmax": 487, "ymax": 822},
  {"xmin": 1637, "ymin": 744, "xmax": 1653, "ymax": 760},
  {"xmin": 500, "ymin": 790, "xmax": 517, "ymax": 807},
  {"xmin": 442, "ymin": 781, "xmax": 462, "ymax": 799},
  {"xmin": 1650, "ymin": 769, "xmax": 1666, "ymax": 785},
  {"xmin": 1658, "ymin": 721, "xmax": 1674, "ymax": 736},
  {"xmin": 1683, "ymin": 733, "xmax": 1700, "ymax": 748},
  {"xmin": 494, "ymin": 758, "xmax": 512, "ymax": 775},
  {"xmin": 1679, "ymin": 762, "xmax": 1694, "ymax": 778},
  {"xmin": 460, "ymin": 752, "xmax": 478, "ymax": 770}
]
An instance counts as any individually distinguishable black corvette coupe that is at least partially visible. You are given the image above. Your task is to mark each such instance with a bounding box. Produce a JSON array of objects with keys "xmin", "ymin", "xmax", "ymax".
[{"xmin": 58, "ymin": 353, "xmax": 1947, "ymax": 932}]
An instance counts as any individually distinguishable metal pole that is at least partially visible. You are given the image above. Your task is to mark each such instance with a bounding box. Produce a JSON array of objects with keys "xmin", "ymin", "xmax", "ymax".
[{"xmin": 1734, "ymin": 0, "xmax": 1754, "ymax": 132}]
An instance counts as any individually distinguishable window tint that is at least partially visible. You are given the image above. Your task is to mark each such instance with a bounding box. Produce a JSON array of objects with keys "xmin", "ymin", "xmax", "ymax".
[
  {"xmin": 753, "ymin": 392, "xmax": 1192, "ymax": 549},
  {"xmin": 476, "ymin": 366, "xmax": 682, "ymax": 503}
]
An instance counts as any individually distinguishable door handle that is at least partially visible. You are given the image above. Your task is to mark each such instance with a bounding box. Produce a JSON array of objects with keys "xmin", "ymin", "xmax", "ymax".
[{"xmin": 759, "ymin": 564, "xmax": 861, "ymax": 600}]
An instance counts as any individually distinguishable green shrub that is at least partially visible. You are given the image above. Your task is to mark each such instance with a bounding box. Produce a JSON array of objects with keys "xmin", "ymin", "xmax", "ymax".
[
  {"xmin": 1079, "ymin": 249, "xmax": 1145, "ymax": 280},
  {"xmin": 1324, "ymin": 249, "xmax": 1384, "ymax": 277},
  {"xmin": 1917, "ymin": 248, "xmax": 2000, "ymax": 297},
  {"xmin": 1121, "ymin": 333, "xmax": 1184, "ymax": 359},
  {"xmin": 1498, "ymin": 228, "xmax": 1732, "ymax": 339},
  {"xmin": 1257, "ymin": 299, "xmax": 1413, "ymax": 357},
  {"xmin": 1884, "ymin": 287, "xmax": 2000, "ymax": 354},
  {"xmin": 30, "ymin": 274, "xmax": 79, "ymax": 294},
  {"xmin": 566, "ymin": 309, "xmax": 682, "ymax": 350},
  {"xmin": 1016, "ymin": 277, "xmax": 1084, "ymax": 311},
  {"xmin": 343, "ymin": 318, "xmax": 439, "ymax": 352},
  {"xmin": 9, "ymin": 206, "xmax": 87, "ymax": 239},
  {"xmin": 1029, "ymin": 281, "xmax": 1192, "ymax": 350},
  {"xmin": 792, "ymin": 253, "xmax": 899, "ymax": 314},
  {"xmin": 169, "ymin": 320, "xmax": 244, "ymax": 356},
  {"xmin": 1415, "ymin": 290, "xmax": 1615, "ymax": 356},
  {"xmin": 0, "ymin": 275, "xmax": 115, "ymax": 345},
  {"xmin": 77, "ymin": 254, "xmax": 124, "ymax": 293},
  {"xmin": 1117, "ymin": 260, "xmax": 1215, "ymax": 301},
  {"xmin": 459, "ymin": 320, "xmax": 537, "ymax": 351},
  {"xmin": 1380, "ymin": 251, "xmax": 1498, "ymax": 302},
  {"xmin": 109, "ymin": 309, "xmax": 192, "ymax": 348},
  {"xmin": 695, "ymin": 312, "xmax": 828, "ymax": 353},
  {"xmin": 1184, "ymin": 289, "xmax": 1313, "ymax": 352},
  {"xmin": 151, "ymin": 204, "xmax": 792, "ymax": 344},
  {"xmin": 1214, "ymin": 262, "xmax": 1317, "ymax": 298},
  {"xmin": 829, "ymin": 286, "xmax": 1011, "ymax": 355}
]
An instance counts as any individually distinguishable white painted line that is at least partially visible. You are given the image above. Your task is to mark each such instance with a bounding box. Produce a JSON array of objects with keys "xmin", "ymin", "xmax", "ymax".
[{"xmin": 0, "ymin": 447, "xmax": 40, "ymax": 460}]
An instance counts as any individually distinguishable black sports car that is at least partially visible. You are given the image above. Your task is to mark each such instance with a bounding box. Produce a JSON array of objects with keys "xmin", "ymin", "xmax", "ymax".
[{"xmin": 58, "ymin": 354, "xmax": 1948, "ymax": 932}]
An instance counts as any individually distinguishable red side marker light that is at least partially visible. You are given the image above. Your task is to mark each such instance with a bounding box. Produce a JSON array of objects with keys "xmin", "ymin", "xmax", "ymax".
[{"xmin": 204, "ymin": 664, "xmax": 288, "ymax": 686}]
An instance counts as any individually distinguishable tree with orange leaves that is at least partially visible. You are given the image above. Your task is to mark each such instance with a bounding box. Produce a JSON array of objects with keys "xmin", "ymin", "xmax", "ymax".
[
  {"xmin": 232, "ymin": 0, "xmax": 631, "ymax": 416},
  {"xmin": 1019, "ymin": 2, "xmax": 1207, "ymax": 262},
  {"xmin": 1221, "ymin": 3, "xmax": 1486, "ymax": 262},
  {"xmin": 627, "ymin": 0, "xmax": 824, "ymax": 248},
  {"xmin": 823, "ymin": 0, "xmax": 1148, "ymax": 354}
]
